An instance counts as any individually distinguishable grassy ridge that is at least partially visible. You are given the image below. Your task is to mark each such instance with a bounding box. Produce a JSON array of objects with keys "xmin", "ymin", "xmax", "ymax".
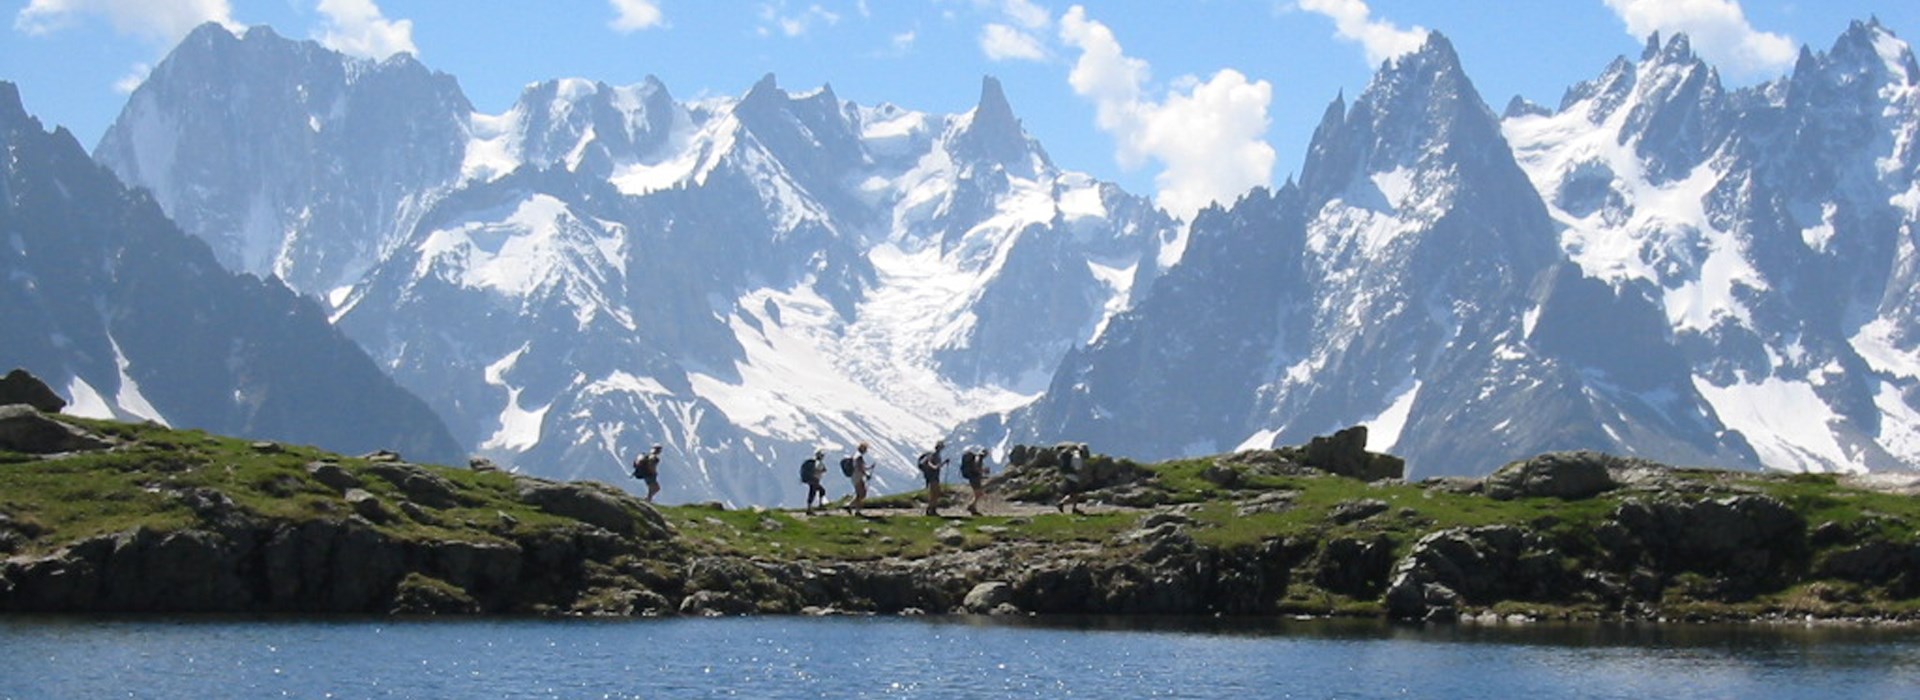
[
  {"xmin": 6, "ymin": 415, "xmax": 1920, "ymax": 620},
  {"xmin": 0, "ymin": 416, "xmax": 585, "ymax": 553}
]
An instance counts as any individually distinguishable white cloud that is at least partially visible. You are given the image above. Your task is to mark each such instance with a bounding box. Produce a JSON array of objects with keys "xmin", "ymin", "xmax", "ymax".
[
  {"xmin": 981, "ymin": 23, "xmax": 1047, "ymax": 62},
  {"xmin": 1296, "ymin": 0, "xmax": 1427, "ymax": 66},
  {"xmin": 758, "ymin": 2, "xmax": 839, "ymax": 37},
  {"xmin": 891, "ymin": 29, "xmax": 918, "ymax": 53},
  {"xmin": 1059, "ymin": 5, "xmax": 1274, "ymax": 220},
  {"xmin": 14, "ymin": 0, "xmax": 234, "ymax": 44},
  {"xmin": 608, "ymin": 0, "xmax": 665, "ymax": 33},
  {"xmin": 114, "ymin": 62, "xmax": 151, "ymax": 94},
  {"xmin": 1603, "ymin": 0, "xmax": 1795, "ymax": 75},
  {"xmin": 314, "ymin": 0, "xmax": 416, "ymax": 59},
  {"xmin": 999, "ymin": 0, "xmax": 1051, "ymax": 30}
]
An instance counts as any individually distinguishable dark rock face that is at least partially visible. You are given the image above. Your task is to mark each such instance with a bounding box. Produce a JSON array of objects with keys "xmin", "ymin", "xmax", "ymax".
[
  {"xmin": 0, "ymin": 406, "xmax": 111, "ymax": 454},
  {"xmin": 0, "ymin": 369, "xmax": 65, "ymax": 413},
  {"xmin": 1597, "ymin": 495, "xmax": 1808, "ymax": 598},
  {"xmin": 1484, "ymin": 451, "xmax": 1624, "ymax": 500},
  {"xmin": 1385, "ymin": 526, "xmax": 1574, "ymax": 620},
  {"xmin": 1301, "ymin": 427, "xmax": 1406, "ymax": 482}
]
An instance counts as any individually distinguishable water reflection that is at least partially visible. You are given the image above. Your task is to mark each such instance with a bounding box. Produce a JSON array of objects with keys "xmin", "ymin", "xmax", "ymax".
[{"xmin": 1, "ymin": 615, "xmax": 1915, "ymax": 699}]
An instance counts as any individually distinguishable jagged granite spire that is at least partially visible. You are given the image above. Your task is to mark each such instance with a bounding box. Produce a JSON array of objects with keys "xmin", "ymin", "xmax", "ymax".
[{"xmin": 949, "ymin": 75, "xmax": 1040, "ymax": 171}]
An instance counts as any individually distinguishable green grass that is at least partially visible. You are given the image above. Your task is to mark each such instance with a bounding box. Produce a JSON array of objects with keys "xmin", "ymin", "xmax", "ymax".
[
  {"xmin": 11, "ymin": 414, "xmax": 1920, "ymax": 618},
  {"xmin": 0, "ymin": 416, "xmax": 599, "ymax": 554}
]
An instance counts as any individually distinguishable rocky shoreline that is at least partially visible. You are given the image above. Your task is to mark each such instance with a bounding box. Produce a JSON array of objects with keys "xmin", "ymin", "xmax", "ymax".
[{"xmin": 3, "ymin": 402, "xmax": 1918, "ymax": 622}]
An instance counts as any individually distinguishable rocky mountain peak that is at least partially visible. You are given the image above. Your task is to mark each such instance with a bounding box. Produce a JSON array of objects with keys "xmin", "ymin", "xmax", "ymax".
[
  {"xmin": 949, "ymin": 75, "xmax": 1042, "ymax": 172},
  {"xmin": 1651, "ymin": 32, "xmax": 1696, "ymax": 66},
  {"xmin": 0, "ymin": 81, "xmax": 29, "ymax": 129}
]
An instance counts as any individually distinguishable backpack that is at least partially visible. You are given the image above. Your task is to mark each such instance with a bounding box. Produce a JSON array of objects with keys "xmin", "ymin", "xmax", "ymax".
[
  {"xmin": 800, "ymin": 458, "xmax": 818, "ymax": 483},
  {"xmin": 917, "ymin": 451, "xmax": 939, "ymax": 478},
  {"xmin": 840, "ymin": 456, "xmax": 856, "ymax": 478},
  {"xmin": 959, "ymin": 450, "xmax": 982, "ymax": 479},
  {"xmin": 632, "ymin": 454, "xmax": 657, "ymax": 479}
]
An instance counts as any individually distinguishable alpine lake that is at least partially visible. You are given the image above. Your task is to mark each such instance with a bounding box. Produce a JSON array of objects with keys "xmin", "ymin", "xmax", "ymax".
[{"xmin": 2, "ymin": 614, "xmax": 1915, "ymax": 699}]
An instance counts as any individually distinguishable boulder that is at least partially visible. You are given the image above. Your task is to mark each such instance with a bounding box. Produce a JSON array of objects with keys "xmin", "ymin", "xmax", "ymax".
[
  {"xmin": 0, "ymin": 369, "xmax": 65, "ymax": 413},
  {"xmin": 513, "ymin": 478, "xmax": 669, "ymax": 538},
  {"xmin": 365, "ymin": 462, "xmax": 462, "ymax": 509},
  {"xmin": 1299, "ymin": 426, "xmax": 1404, "ymax": 481},
  {"xmin": 390, "ymin": 573, "xmax": 480, "ymax": 615},
  {"xmin": 935, "ymin": 527, "xmax": 966, "ymax": 547},
  {"xmin": 679, "ymin": 588, "xmax": 754, "ymax": 616},
  {"xmin": 1484, "ymin": 451, "xmax": 1620, "ymax": 500},
  {"xmin": 307, "ymin": 461, "xmax": 362, "ymax": 491},
  {"xmin": 963, "ymin": 581, "xmax": 1013, "ymax": 613},
  {"xmin": 344, "ymin": 488, "xmax": 390, "ymax": 523},
  {"xmin": 1328, "ymin": 498, "xmax": 1389, "ymax": 524},
  {"xmin": 0, "ymin": 405, "xmax": 111, "ymax": 454}
]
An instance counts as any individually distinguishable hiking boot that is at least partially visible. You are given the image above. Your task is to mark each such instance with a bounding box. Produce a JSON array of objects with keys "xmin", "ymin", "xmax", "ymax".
[{"xmin": 968, "ymin": 507, "xmax": 981, "ymax": 516}]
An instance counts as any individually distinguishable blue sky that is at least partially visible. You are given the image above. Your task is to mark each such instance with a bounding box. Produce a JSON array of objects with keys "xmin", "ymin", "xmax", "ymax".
[{"xmin": 5, "ymin": 0, "xmax": 1917, "ymax": 217}]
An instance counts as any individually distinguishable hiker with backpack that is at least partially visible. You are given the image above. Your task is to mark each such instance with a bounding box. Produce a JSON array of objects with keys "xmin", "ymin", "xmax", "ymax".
[
  {"xmin": 632, "ymin": 444, "xmax": 663, "ymax": 503},
  {"xmin": 918, "ymin": 440, "xmax": 949, "ymax": 516},
  {"xmin": 843, "ymin": 442, "xmax": 870, "ymax": 514},
  {"xmin": 801, "ymin": 449, "xmax": 829, "ymax": 514},
  {"xmin": 960, "ymin": 446, "xmax": 991, "ymax": 516}
]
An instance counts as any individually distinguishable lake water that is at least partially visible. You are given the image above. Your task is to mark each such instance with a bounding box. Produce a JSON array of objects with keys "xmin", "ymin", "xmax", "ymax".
[{"xmin": 2, "ymin": 615, "xmax": 1916, "ymax": 699}]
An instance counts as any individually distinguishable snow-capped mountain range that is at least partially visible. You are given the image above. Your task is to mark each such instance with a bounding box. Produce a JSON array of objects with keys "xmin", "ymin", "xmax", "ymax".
[
  {"xmin": 993, "ymin": 20, "xmax": 1920, "ymax": 478},
  {"xmin": 0, "ymin": 82, "xmax": 462, "ymax": 463},
  {"xmin": 94, "ymin": 24, "xmax": 1175, "ymax": 504},
  {"xmin": 72, "ymin": 18, "xmax": 1920, "ymax": 503}
]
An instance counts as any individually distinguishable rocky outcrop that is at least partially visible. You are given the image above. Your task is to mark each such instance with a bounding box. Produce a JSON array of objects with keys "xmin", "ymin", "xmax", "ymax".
[
  {"xmin": 1385, "ymin": 526, "xmax": 1575, "ymax": 621},
  {"xmin": 1296, "ymin": 427, "xmax": 1405, "ymax": 482},
  {"xmin": 1484, "ymin": 451, "xmax": 1624, "ymax": 500},
  {"xmin": 0, "ymin": 405, "xmax": 111, "ymax": 454},
  {"xmin": 513, "ymin": 477, "xmax": 671, "ymax": 539},
  {"xmin": 0, "ymin": 369, "xmax": 65, "ymax": 413},
  {"xmin": 1596, "ymin": 495, "xmax": 1808, "ymax": 599}
]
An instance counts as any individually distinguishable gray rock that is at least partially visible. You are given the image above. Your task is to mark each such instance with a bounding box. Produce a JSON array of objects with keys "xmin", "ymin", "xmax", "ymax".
[
  {"xmin": 1235, "ymin": 490, "xmax": 1296, "ymax": 516},
  {"xmin": 1314, "ymin": 535, "xmax": 1395, "ymax": 598},
  {"xmin": 365, "ymin": 463, "xmax": 462, "ymax": 509},
  {"xmin": 0, "ymin": 405, "xmax": 111, "ymax": 454},
  {"xmin": 935, "ymin": 527, "xmax": 966, "ymax": 547},
  {"xmin": 1603, "ymin": 494, "xmax": 1806, "ymax": 596},
  {"xmin": 514, "ymin": 477, "xmax": 668, "ymax": 538},
  {"xmin": 1328, "ymin": 498, "xmax": 1390, "ymax": 524},
  {"xmin": 1484, "ymin": 451, "xmax": 1620, "ymax": 500},
  {"xmin": 344, "ymin": 488, "xmax": 389, "ymax": 523},
  {"xmin": 390, "ymin": 574, "xmax": 479, "ymax": 615},
  {"xmin": 1383, "ymin": 525, "xmax": 1567, "ymax": 620},
  {"xmin": 307, "ymin": 461, "xmax": 362, "ymax": 491},
  {"xmin": 1299, "ymin": 427, "xmax": 1405, "ymax": 481},
  {"xmin": 0, "ymin": 369, "xmax": 65, "ymax": 413},
  {"xmin": 964, "ymin": 581, "xmax": 1013, "ymax": 612},
  {"xmin": 679, "ymin": 589, "xmax": 755, "ymax": 616}
]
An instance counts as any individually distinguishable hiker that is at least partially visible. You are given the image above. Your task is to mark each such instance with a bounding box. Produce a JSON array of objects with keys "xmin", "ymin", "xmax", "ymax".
[
  {"xmin": 845, "ymin": 442, "xmax": 871, "ymax": 514},
  {"xmin": 1055, "ymin": 443, "xmax": 1088, "ymax": 514},
  {"xmin": 801, "ymin": 449, "xmax": 828, "ymax": 513},
  {"xmin": 632, "ymin": 444, "xmax": 663, "ymax": 503},
  {"xmin": 918, "ymin": 440, "xmax": 949, "ymax": 516},
  {"xmin": 960, "ymin": 446, "xmax": 991, "ymax": 516}
]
